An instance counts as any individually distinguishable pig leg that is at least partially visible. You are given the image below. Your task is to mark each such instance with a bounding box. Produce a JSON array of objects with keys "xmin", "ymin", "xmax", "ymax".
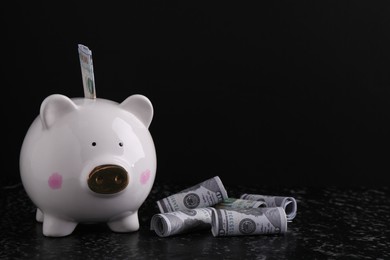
[
  {"xmin": 42, "ymin": 213, "xmax": 78, "ymax": 237},
  {"xmin": 36, "ymin": 208, "xmax": 44, "ymax": 222},
  {"xmin": 107, "ymin": 211, "xmax": 139, "ymax": 232}
]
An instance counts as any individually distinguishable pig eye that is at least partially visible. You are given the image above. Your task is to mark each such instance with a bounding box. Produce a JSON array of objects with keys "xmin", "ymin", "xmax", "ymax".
[
  {"xmin": 119, "ymin": 142, "xmax": 123, "ymax": 147},
  {"xmin": 92, "ymin": 142, "xmax": 97, "ymax": 147}
]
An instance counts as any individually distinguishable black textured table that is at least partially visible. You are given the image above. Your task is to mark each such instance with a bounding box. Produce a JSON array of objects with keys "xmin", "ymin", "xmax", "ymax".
[{"xmin": 1, "ymin": 182, "xmax": 389, "ymax": 259}]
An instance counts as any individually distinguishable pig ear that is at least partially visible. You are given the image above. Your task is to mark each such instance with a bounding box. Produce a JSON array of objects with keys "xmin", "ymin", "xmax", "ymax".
[
  {"xmin": 120, "ymin": 94, "xmax": 154, "ymax": 128},
  {"xmin": 40, "ymin": 94, "xmax": 78, "ymax": 129}
]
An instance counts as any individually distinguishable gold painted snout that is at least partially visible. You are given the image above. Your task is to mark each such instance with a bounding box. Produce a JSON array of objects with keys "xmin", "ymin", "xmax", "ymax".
[{"xmin": 88, "ymin": 164, "xmax": 128, "ymax": 194}]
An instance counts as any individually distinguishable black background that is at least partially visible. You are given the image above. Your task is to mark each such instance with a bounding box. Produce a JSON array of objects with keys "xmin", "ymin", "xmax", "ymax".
[{"xmin": 2, "ymin": 1, "xmax": 390, "ymax": 188}]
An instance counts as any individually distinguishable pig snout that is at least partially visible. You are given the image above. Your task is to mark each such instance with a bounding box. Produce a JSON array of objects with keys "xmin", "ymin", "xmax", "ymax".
[{"xmin": 88, "ymin": 164, "xmax": 128, "ymax": 194}]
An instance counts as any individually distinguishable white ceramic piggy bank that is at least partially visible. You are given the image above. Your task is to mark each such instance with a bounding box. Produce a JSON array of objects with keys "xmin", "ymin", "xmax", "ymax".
[{"xmin": 19, "ymin": 94, "xmax": 156, "ymax": 237}]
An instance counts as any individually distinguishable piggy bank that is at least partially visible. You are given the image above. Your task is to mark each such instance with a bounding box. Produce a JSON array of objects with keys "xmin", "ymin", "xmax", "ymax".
[{"xmin": 19, "ymin": 94, "xmax": 156, "ymax": 237}]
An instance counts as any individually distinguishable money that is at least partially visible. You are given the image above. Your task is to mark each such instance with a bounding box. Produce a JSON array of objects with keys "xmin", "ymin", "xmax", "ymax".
[
  {"xmin": 240, "ymin": 194, "xmax": 297, "ymax": 221},
  {"xmin": 214, "ymin": 197, "xmax": 268, "ymax": 209},
  {"xmin": 78, "ymin": 44, "xmax": 96, "ymax": 99},
  {"xmin": 151, "ymin": 208, "xmax": 212, "ymax": 237},
  {"xmin": 156, "ymin": 176, "xmax": 228, "ymax": 213},
  {"xmin": 210, "ymin": 207, "xmax": 287, "ymax": 237}
]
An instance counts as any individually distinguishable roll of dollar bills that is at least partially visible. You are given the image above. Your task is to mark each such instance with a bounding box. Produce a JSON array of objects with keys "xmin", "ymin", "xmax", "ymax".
[
  {"xmin": 210, "ymin": 207, "xmax": 287, "ymax": 237},
  {"xmin": 214, "ymin": 198, "xmax": 268, "ymax": 209},
  {"xmin": 156, "ymin": 176, "xmax": 228, "ymax": 213},
  {"xmin": 151, "ymin": 208, "xmax": 212, "ymax": 237},
  {"xmin": 239, "ymin": 194, "xmax": 297, "ymax": 221}
]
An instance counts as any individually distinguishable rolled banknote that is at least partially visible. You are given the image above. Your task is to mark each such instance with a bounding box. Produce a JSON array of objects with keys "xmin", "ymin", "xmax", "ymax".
[
  {"xmin": 240, "ymin": 194, "xmax": 297, "ymax": 221},
  {"xmin": 210, "ymin": 207, "xmax": 287, "ymax": 237},
  {"xmin": 78, "ymin": 44, "xmax": 96, "ymax": 99},
  {"xmin": 151, "ymin": 208, "xmax": 212, "ymax": 237},
  {"xmin": 214, "ymin": 198, "xmax": 267, "ymax": 209},
  {"xmin": 156, "ymin": 176, "xmax": 228, "ymax": 213}
]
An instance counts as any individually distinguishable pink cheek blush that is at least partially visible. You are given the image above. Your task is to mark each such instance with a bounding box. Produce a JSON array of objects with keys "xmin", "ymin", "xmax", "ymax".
[
  {"xmin": 48, "ymin": 173, "xmax": 63, "ymax": 190},
  {"xmin": 140, "ymin": 169, "xmax": 151, "ymax": 185}
]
